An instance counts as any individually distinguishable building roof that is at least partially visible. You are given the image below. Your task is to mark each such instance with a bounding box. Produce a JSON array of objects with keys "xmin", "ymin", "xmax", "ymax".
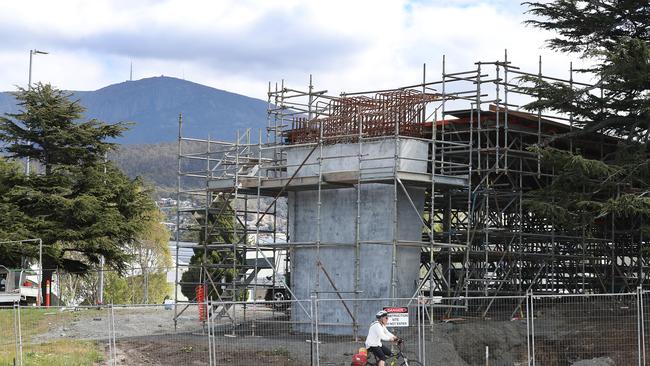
[{"xmin": 426, "ymin": 105, "xmax": 621, "ymax": 145}]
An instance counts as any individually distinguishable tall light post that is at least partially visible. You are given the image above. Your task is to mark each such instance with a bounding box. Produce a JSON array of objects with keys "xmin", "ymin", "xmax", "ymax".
[
  {"xmin": 26, "ymin": 49, "xmax": 49, "ymax": 175},
  {"xmin": 28, "ymin": 49, "xmax": 48, "ymax": 88}
]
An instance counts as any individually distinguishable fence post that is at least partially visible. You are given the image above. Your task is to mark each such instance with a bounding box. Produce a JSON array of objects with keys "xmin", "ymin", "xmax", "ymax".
[
  {"xmin": 17, "ymin": 302, "xmax": 22, "ymax": 366},
  {"xmin": 207, "ymin": 301, "xmax": 213, "ymax": 366},
  {"xmin": 109, "ymin": 303, "xmax": 117, "ymax": 366},
  {"xmin": 13, "ymin": 302, "xmax": 22, "ymax": 366},
  {"xmin": 105, "ymin": 305, "xmax": 112, "ymax": 366},
  {"xmin": 251, "ymin": 300, "xmax": 257, "ymax": 337},
  {"xmin": 638, "ymin": 286, "xmax": 645, "ymax": 366},
  {"xmin": 527, "ymin": 290, "xmax": 534, "ymax": 366},
  {"xmin": 417, "ymin": 296, "xmax": 425, "ymax": 366},
  {"xmin": 212, "ymin": 302, "xmax": 218, "ymax": 366},
  {"xmin": 525, "ymin": 293, "xmax": 530, "ymax": 366},
  {"xmin": 642, "ymin": 288, "xmax": 647, "ymax": 365},
  {"xmin": 314, "ymin": 295, "xmax": 320, "ymax": 366},
  {"xmin": 310, "ymin": 295, "xmax": 316, "ymax": 366},
  {"xmin": 13, "ymin": 302, "xmax": 17, "ymax": 366}
]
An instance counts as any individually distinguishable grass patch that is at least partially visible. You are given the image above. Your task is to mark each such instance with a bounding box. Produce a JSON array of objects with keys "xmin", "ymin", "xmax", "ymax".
[
  {"xmin": 0, "ymin": 307, "xmax": 106, "ymax": 366},
  {"xmin": 267, "ymin": 346, "xmax": 290, "ymax": 357},
  {"xmin": 0, "ymin": 339, "xmax": 103, "ymax": 366},
  {"xmin": 22, "ymin": 339, "xmax": 103, "ymax": 366}
]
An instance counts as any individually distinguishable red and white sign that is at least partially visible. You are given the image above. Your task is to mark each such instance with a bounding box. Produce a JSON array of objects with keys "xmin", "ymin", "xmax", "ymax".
[{"xmin": 383, "ymin": 306, "xmax": 409, "ymax": 327}]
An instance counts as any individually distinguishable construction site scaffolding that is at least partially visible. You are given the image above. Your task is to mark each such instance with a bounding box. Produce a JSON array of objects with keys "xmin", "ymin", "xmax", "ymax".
[{"xmin": 173, "ymin": 52, "xmax": 649, "ymax": 328}]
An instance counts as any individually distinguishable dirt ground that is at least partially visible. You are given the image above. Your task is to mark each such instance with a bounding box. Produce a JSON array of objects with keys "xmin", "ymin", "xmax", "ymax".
[
  {"xmin": 531, "ymin": 301, "xmax": 638, "ymax": 366},
  {"xmin": 92, "ymin": 319, "xmax": 525, "ymax": 366},
  {"xmin": 102, "ymin": 336, "xmax": 307, "ymax": 366},
  {"xmin": 33, "ymin": 306, "xmax": 204, "ymax": 342}
]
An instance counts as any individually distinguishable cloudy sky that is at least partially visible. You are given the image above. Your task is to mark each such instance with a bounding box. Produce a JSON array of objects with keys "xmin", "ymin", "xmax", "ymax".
[{"xmin": 0, "ymin": 0, "xmax": 591, "ymax": 100}]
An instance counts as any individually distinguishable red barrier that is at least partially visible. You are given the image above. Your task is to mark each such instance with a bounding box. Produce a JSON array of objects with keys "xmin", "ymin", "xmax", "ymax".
[
  {"xmin": 196, "ymin": 284, "xmax": 207, "ymax": 322},
  {"xmin": 45, "ymin": 279, "xmax": 51, "ymax": 307}
]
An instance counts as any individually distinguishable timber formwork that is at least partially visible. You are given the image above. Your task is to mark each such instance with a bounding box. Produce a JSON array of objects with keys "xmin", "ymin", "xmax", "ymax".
[{"xmin": 174, "ymin": 54, "xmax": 648, "ymax": 319}]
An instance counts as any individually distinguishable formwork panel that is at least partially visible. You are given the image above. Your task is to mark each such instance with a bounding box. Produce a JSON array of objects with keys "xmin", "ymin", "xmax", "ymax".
[
  {"xmin": 286, "ymin": 138, "xmax": 429, "ymax": 178},
  {"xmin": 289, "ymin": 183, "xmax": 425, "ymax": 334}
]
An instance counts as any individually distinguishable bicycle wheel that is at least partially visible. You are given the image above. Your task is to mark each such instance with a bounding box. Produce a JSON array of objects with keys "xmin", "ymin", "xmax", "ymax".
[{"xmin": 400, "ymin": 359, "xmax": 423, "ymax": 366}]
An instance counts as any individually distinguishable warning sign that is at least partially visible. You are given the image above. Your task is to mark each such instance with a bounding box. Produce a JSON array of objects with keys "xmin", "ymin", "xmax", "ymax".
[{"xmin": 383, "ymin": 307, "xmax": 409, "ymax": 327}]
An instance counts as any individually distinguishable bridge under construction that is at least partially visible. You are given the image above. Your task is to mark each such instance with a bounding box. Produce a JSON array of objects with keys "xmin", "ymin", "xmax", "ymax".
[{"xmin": 173, "ymin": 54, "xmax": 645, "ymax": 329}]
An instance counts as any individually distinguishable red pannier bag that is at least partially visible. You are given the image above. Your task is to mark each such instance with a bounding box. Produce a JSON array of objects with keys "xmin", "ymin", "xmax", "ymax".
[{"xmin": 351, "ymin": 348, "xmax": 368, "ymax": 366}]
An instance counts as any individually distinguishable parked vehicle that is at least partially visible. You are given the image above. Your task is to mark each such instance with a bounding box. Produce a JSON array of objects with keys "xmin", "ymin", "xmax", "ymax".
[
  {"xmin": 0, "ymin": 265, "xmax": 39, "ymax": 304},
  {"xmin": 262, "ymin": 273, "xmax": 290, "ymax": 302}
]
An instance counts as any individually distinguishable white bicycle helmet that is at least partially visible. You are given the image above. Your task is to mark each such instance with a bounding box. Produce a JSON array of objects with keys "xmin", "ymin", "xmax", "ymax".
[{"xmin": 375, "ymin": 310, "xmax": 388, "ymax": 319}]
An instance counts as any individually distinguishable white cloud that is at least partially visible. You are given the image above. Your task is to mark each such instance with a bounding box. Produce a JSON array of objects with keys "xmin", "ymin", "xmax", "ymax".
[{"xmin": 0, "ymin": 0, "xmax": 594, "ymax": 101}]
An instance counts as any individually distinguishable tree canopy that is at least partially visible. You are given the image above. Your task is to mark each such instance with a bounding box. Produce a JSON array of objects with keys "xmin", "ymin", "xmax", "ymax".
[
  {"xmin": 0, "ymin": 83, "xmax": 157, "ymax": 299},
  {"xmin": 0, "ymin": 84, "xmax": 127, "ymax": 170},
  {"xmin": 525, "ymin": 1, "xmax": 650, "ymax": 57},
  {"xmin": 522, "ymin": 1, "xmax": 650, "ymax": 235},
  {"xmin": 0, "ymin": 158, "xmax": 33, "ymax": 265}
]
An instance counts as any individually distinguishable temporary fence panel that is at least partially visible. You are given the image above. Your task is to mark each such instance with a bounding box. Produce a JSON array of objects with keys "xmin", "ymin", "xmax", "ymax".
[
  {"xmin": 13, "ymin": 305, "xmax": 111, "ymax": 366},
  {"xmin": 421, "ymin": 295, "xmax": 529, "ymax": 366},
  {"xmin": 109, "ymin": 303, "xmax": 208, "ymax": 366},
  {"xmin": 7, "ymin": 291, "xmax": 650, "ymax": 366},
  {"xmin": 313, "ymin": 297, "xmax": 426, "ymax": 366},
  {"xmin": 208, "ymin": 300, "xmax": 313, "ymax": 366},
  {"xmin": 531, "ymin": 293, "xmax": 640, "ymax": 366},
  {"xmin": 0, "ymin": 305, "xmax": 19, "ymax": 366}
]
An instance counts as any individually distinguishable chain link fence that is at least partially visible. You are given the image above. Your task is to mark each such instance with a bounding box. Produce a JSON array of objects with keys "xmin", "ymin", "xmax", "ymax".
[
  {"xmin": 7, "ymin": 305, "xmax": 110, "ymax": 366},
  {"xmin": 530, "ymin": 293, "xmax": 640, "ymax": 366},
  {"xmin": 420, "ymin": 295, "xmax": 529, "ymax": 366},
  {"xmin": 109, "ymin": 304, "xmax": 207, "ymax": 365},
  {"xmin": 207, "ymin": 300, "xmax": 313, "ymax": 366},
  {"xmin": 6, "ymin": 291, "xmax": 650, "ymax": 366},
  {"xmin": 0, "ymin": 306, "xmax": 19, "ymax": 365}
]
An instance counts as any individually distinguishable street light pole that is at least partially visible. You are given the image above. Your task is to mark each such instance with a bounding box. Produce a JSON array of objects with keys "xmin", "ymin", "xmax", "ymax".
[
  {"xmin": 38, "ymin": 238, "xmax": 42, "ymax": 306},
  {"xmin": 25, "ymin": 49, "xmax": 48, "ymax": 175},
  {"xmin": 28, "ymin": 49, "xmax": 48, "ymax": 89}
]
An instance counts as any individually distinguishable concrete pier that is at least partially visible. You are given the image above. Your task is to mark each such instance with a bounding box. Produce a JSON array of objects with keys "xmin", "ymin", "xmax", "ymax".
[{"xmin": 287, "ymin": 137, "xmax": 427, "ymax": 334}]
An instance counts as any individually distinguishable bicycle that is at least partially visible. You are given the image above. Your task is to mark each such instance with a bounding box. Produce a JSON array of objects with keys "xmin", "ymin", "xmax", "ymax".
[{"xmin": 367, "ymin": 339, "xmax": 422, "ymax": 366}]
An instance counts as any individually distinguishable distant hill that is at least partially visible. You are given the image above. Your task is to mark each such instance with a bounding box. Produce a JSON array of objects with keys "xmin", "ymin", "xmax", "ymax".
[
  {"xmin": 109, "ymin": 142, "xmax": 178, "ymax": 195},
  {"xmin": 0, "ymin": 77, "xmax": 274, "ymax": 193},
  {"xmin": 0, "ymin": 76, "xmax": 269, "ymax": 144}
]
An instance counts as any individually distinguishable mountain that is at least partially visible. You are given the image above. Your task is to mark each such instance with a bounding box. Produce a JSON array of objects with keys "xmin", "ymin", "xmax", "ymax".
[
  {"xmin": 0, "ymin": 76, "xmax": 269, "ymax": 144},
  {"xmin": 0, "ymin": 77, "xmax": 274, "ymax": 192}
]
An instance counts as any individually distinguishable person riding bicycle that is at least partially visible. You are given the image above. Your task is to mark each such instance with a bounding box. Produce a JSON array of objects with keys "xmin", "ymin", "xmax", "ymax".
[{"xmin": 366, "ymin": 310, "xmax": 399, "ymax": 366}]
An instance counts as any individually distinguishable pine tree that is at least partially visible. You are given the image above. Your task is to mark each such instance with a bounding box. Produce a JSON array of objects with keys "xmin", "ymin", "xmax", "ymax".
[
  {"xmin": 0, "ymin": 158, "xmax": 34, "ymax": 265},
  {"xmin": 0, "ymin": 83, "xmax": 156, "ymax": 301},
  {"xmin": 521, "ymin": 1, "xmax": 650, "ymax": 239},
  {"xmin": 180, "ymin": 196, "xmax": 246, "ymax": 301},
  {"xmin": 0, "ymin": 83, "xmax": 127, "ymax": 173}
]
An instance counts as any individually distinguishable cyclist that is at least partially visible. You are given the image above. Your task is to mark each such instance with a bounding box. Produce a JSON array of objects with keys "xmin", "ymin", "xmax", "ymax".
[{"xmin": 366, "ymin": 310, "xmax": 399, "ymax": 366}]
